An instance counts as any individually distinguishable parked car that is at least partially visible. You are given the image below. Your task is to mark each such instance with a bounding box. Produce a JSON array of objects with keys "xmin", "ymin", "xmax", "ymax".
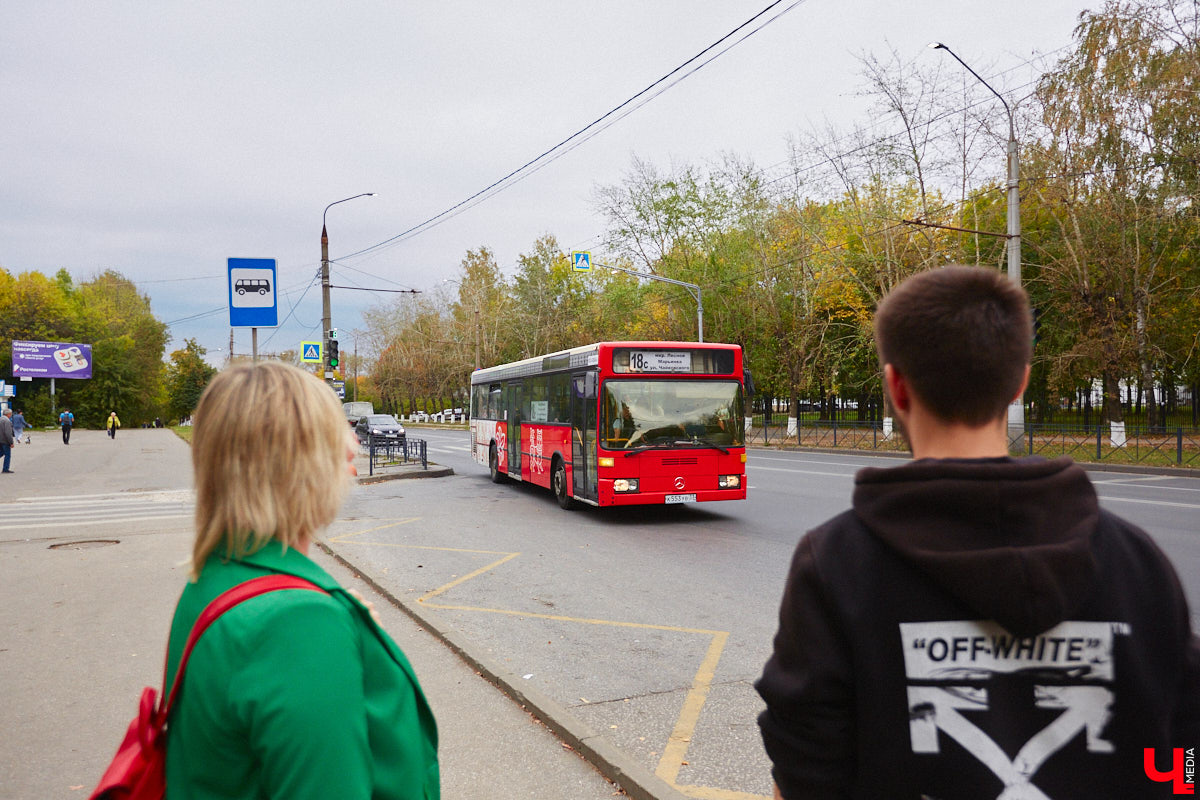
[{"xmin": 356, "ymin": 414, "xmax": 406, "ymax": 445}]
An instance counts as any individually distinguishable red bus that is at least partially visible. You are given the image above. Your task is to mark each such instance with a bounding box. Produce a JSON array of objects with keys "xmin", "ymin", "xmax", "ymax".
[{"xmin": 469, "ymin": 341, "xmax": 746, "ymax": 509}]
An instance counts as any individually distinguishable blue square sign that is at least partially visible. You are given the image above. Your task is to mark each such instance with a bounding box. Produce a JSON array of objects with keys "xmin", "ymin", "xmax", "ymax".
[{"xmin": 228, "ymin": 258, "xmax": 279, "ymax": 328}]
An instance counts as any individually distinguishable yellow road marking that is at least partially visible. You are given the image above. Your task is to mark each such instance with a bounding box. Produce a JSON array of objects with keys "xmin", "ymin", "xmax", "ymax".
[
  {"xmin": 419, "ymin": 553, "xmax": 521, "ymax": 602},
  {"xmin": 676, "ymin": 786, "xmax": 772, "ymax": 800},
  {"xmin": 328, "ymin": 518, "xmax": 421, "ymax": 543},
  {"xmin": 657, "ymin": 631, "xmax": 729, "ymax": 785},
  {"xmin": 331, "ymin": 517, "xmax": 768, "ymax": 799}
]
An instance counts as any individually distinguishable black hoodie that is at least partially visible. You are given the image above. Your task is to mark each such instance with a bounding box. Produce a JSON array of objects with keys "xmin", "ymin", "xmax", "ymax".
[{"xmin": 756, "ymin": 456, "xmax": 1200, "ymax": 800}]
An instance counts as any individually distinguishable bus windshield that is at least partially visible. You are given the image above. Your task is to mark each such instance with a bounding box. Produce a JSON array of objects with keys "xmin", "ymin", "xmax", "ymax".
[{"xmin": 601, "ymin": 379, "xmax": 744, "ymax": 450}]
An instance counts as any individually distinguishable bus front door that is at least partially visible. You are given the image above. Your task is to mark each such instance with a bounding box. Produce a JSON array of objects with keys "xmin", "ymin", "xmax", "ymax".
[
  {"xmin": 570, "ymin": 371, "xmax": 598, "ymax": 502},
  {"xmin": 505, "ymin": 382, "xmax": 522, "ymax": 479}
]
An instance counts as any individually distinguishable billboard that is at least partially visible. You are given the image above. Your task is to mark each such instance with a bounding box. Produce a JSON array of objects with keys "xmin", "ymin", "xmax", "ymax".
[{"xmin": 11, "ymin": 340, "xmax": 93, "ymax": 379}]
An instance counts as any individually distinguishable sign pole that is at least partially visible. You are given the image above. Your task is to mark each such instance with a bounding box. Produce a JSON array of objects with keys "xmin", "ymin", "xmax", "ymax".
[
  {"xmin": 51, "ymin": 378, "xmax": 56, "ymax": 418},
  {"xmin": 252, "ymin": 328, "xmax": 258, "ymax": 362}
]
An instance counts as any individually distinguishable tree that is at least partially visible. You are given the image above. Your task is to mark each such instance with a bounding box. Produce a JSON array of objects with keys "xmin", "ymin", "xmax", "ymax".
[
  {"xmin": 166, "ymin": 339, "xmax": 217, "ymax": 421},
  {"xmin": 70, "ymin": 271, "xmax": 170, "ymax": 425},
  {"xmin": 1033, "ymin": 0, "xmax": 1200, "ymax": 424}
]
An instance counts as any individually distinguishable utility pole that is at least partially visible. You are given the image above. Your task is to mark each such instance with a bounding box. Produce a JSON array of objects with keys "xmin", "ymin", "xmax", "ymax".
[
  {"xmin": 320, "ymin": 193, "xmax": 374, "ymax": 389},
  {"xmin": 930, "ymin": 42, "xmax": 1024, "ymax": 444}
]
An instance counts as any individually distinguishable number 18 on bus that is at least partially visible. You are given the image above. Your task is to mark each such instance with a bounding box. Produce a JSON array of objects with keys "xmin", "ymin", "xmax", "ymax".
[{"xmin": 470, "ymin": 341, "xmax": 747, "ymax": 509}]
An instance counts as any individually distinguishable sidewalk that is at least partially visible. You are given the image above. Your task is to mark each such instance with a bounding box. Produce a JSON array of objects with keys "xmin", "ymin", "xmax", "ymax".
[{"xmin": 0, "ymin": 429, "xmax": 628, "ymax": 799}]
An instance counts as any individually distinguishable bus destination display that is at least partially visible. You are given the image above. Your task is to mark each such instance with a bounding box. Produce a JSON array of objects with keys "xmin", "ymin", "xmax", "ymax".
[{"xmin": 626, "ymin": 350, "xmax": 693, "ymax": 373}]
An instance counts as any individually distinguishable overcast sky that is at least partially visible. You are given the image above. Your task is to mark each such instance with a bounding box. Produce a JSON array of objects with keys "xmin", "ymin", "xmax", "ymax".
[{"xmin": 2, "ymin": 1, "xmax": 1095, "ymax": 365}]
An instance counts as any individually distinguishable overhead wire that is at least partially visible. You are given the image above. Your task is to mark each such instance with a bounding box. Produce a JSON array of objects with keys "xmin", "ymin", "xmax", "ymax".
[{"xmin": 337, "ymin": 0, "xmax": 807, "ymax": 264}]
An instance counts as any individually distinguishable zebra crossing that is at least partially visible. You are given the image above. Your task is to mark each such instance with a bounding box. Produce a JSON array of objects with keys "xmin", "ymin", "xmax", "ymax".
[{"xmin": 2, "ymin": 489, "xmax": 194, "ymax": 532}]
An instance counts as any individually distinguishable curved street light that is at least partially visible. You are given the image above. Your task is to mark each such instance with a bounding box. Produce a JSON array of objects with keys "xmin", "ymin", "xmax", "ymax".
[
  {"xmin": 321, "ymin": 193, "xmax": 375, "ymax": 386},
  {"xmin": 929, "ymin": 42, "xmax": 1025, "ymax": 442}
]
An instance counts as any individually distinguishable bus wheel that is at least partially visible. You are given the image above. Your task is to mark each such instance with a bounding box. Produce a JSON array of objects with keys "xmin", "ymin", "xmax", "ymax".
[
  {"xmin": 553, "ymin": 458, "xmax": 575, "ymax": 510},
  {"xmin": 489, "ymin": 444, "xmax": 505, "ymax": 484}
]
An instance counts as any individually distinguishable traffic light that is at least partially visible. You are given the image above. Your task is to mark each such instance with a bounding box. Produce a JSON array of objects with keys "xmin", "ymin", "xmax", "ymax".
[{"xmin": 328, "ymin": 340, "xmax": 340, "ymax": 369}]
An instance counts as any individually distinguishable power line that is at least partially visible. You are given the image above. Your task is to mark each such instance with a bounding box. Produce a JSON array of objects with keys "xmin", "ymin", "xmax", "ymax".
[{"xmin": 337, "ymin": 0, "xmax": 806, "ymax": 263}]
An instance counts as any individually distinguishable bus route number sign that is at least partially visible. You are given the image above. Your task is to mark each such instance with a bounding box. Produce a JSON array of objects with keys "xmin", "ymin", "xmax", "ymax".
[{"xmin": 628, "ymin": 350, "xmax": 692, "ymax": 373}]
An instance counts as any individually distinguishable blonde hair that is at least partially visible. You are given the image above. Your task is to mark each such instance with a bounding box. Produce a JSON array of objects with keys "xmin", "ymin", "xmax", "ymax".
[{"xmin": 190, "ymin": 361, "xmax": 350, "ymax": 577}]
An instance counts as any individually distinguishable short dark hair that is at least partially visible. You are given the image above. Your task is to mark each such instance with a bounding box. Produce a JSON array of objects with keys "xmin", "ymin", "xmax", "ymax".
[{"xmin": 874, "ymin": 265, "xmax": 1031, "ymax": 426}]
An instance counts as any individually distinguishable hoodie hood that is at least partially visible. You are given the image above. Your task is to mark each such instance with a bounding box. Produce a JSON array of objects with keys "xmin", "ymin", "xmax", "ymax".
[{"xmin": 852, "ymin": 456, "xmax": 1100, "ymax": 637}]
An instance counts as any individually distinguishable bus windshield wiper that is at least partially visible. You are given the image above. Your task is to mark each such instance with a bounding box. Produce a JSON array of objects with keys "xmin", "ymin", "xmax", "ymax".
[
  {"xmin": 622, "ymin": 444, "xmax": 677, "ymax": 456},
  {"xmin": 675, "ymin": 438, "xmax": 730, "ymax": 454}
]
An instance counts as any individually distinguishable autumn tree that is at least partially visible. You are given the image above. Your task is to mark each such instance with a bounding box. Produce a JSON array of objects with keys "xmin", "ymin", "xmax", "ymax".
[{"xmin": 165, "ymin": 339, "xmax": 216, "ymax": 421}]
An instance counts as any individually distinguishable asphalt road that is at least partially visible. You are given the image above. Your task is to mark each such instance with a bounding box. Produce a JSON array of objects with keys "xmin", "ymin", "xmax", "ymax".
[
  {"xmin": 6, "ymin": 426, "xmax": 1195, "ymax": 800},
  {"xmin": 339, "ymin": 425, "xmax": 1200, "ymax": 800}
]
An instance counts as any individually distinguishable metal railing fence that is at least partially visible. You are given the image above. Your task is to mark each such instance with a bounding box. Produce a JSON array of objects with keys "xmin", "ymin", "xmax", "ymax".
[
  {"xmin": 367, "ymin": 436, "xmax": 427, "ymax": 476},
  {"xmin": 746, "ymin": 418, "xmax": 1200, "ymax": 468}
]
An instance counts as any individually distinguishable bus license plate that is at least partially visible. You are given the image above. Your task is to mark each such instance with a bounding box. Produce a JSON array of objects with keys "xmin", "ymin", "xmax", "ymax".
[{"xmin": 665, "ymin": 493, "xmax": 696, "ymax": 504}]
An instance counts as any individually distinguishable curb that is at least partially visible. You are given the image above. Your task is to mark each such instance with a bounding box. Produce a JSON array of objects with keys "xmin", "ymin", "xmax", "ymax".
[
  {"xmin": 318, "ymin": 542, "xmax": 689, "ymax": 800},
  {"xmin": 357, "ymin": 464, "xmax": 455, "ymax": 485}
]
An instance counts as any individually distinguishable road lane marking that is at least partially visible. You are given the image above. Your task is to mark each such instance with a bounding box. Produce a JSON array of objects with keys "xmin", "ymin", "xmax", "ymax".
[
  {"xmin": 11, "ymin": 489, "xmax": 192, "ymax": 502},
  {"xmin": 0, "ymin": 513, "xmax": 192, "ymax": 531},
  {"xmin": 420, "ymin": 553, "xmax": 521, "ymax": 602},
  {"xmin": 332, "ymin": 517, "xmax": 768, "ymax": 800},
  {"xmin": 1096, "ymin": 494, "xmax": 1200, "ymax": 510},
  {"xmin": 658, "ymin": 631, "xmax": 729, "ymax": 784},
  {"xmin": 747, "ymin": 465, "xmax": 857, "ymax": 479}
]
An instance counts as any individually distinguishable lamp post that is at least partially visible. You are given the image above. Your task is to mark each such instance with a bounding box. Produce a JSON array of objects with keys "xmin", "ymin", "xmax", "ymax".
[
  {"xmin": 598, "ymin": 261, "xmax": 703, "ymax": 342},
  {"xmin": 322, "ymin": 193, "xmax": 375, "ymax": 387},
  {"xmin": 929, "ymin": 42, "xmax": 1024, "ymax": 443}
]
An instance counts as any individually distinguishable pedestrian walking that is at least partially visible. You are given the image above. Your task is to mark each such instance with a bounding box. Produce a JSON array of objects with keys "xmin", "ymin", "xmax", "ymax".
[
  {"xmin": 106, "ymin": 411, "xmax": 121, "ymax": 439},
  {"xmin": 755, "ymin": 266, "xmax": 1200, "ymax": 799},
  {"xmin": 157, "ymin": 362, "xmax": 439, "ymax": 797},
  {"xmin": 0, "ymin": 408, "xmax": 14, "ymax": 473},
  {"xmin": 11, "ymin": 409, "xmax": 27, "ymax": 444},
  {"xmin": 59, "ymin": 408, "xmax": 74, "ymax": 444}
]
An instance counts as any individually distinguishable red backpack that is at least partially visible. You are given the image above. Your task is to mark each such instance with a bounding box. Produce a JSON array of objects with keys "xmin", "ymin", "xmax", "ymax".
[{"xmin": 89, "ymin": 575, "xmax": 326, "ymax": 800}]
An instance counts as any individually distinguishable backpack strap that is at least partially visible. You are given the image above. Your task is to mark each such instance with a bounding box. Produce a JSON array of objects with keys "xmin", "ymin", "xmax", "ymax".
[{"xmin": 159, "ymin": 575, "xmax": 327, "ymax": 719}]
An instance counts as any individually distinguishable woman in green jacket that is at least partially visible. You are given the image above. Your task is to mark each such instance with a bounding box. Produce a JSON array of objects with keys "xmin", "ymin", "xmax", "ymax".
[{"xmin": 165, "ymin": 361, "xmax": 439, "ymax": 799}]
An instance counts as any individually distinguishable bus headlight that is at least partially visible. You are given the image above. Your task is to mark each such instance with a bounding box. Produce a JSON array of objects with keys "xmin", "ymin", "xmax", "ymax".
[
  {"xmin": 613, "ymin": 479, "xmax": 639, "ymax": 493},
  {"xmin": 718, "ymin": 474, "xmax": 741, "ymax": 489}
]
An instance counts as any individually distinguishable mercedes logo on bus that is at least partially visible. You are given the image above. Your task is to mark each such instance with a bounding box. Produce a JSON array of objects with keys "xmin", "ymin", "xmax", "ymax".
[{"xmin": 674, "ymin": 477, "xmax": 686, "ymax": 491}]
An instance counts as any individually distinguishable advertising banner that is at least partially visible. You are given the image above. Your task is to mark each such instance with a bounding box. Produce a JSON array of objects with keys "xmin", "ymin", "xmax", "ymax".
[{"xmin": 11, "ymin": 340, "xmax": 93, "ymax": 379}]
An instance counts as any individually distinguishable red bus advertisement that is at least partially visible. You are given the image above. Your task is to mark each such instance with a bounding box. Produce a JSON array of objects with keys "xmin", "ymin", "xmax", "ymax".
[{"xmin": 469, "ymin": 341, "xmax": 746, "ymax": 509}]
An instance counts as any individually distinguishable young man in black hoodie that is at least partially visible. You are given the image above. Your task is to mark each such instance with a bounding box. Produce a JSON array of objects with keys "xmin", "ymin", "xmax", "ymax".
[{"xmin": 756, "ymin": 265, "xmax": 1199, "ymax": 799}]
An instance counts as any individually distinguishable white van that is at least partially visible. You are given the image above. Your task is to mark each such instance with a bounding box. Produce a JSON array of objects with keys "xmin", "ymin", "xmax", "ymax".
[{"xmin": 342, "ymin": 401, "xmax": 374, "ymax": 427}]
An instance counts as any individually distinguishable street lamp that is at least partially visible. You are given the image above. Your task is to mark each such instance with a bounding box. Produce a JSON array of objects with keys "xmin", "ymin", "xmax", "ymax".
[
  {"xmin": 597, "ymin": 261, "xmax": 703, "ymax": 342},
  {"xmin": 929, "ymin": 41, "xmax": 1024, "ymax": 442},
  {"xmin": 321, "ymin": 193, "xmax": 375, "ymax": 387}
]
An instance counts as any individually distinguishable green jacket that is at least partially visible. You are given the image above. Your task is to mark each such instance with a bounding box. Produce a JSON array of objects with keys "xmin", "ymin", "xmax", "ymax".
[{"xmin": 164, "ymin": 542, "xmax": 439, "ymax": 799}]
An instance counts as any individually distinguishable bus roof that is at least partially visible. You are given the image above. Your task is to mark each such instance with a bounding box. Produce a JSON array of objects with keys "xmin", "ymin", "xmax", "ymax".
[{"xmin": 470, "ymin": 341, "xmax": 740, "ymax": 385}]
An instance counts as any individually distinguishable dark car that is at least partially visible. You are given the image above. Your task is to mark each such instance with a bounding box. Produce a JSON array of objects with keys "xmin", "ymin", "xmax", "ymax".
[{"xmin": 355, "ymin": 414, "xmax": 406, "ymax": 445}]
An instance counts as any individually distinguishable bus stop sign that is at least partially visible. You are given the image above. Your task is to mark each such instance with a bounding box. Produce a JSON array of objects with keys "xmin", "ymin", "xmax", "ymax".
[{"xmin": 228, "ymin": 258, "xmax": 278, "ymax": 327}]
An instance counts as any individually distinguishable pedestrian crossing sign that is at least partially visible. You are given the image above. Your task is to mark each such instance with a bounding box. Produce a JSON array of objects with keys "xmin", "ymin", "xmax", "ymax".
[
  {"xmin": 301, "ymin": 341, "xmax": 322, "ymax": 363},
  {"xmin": 571, "ymin": 251, "xmax": 591, "ymax": 272}
]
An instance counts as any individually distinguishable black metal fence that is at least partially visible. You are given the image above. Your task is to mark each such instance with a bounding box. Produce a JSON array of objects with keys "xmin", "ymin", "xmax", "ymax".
[
  {"xmin": 747, "ymin": 418, "xmax": 1200, "ymax": 468},
  {"xmin": 366, "ymin": 436, "xmax": 427, "ymax": 476}
]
